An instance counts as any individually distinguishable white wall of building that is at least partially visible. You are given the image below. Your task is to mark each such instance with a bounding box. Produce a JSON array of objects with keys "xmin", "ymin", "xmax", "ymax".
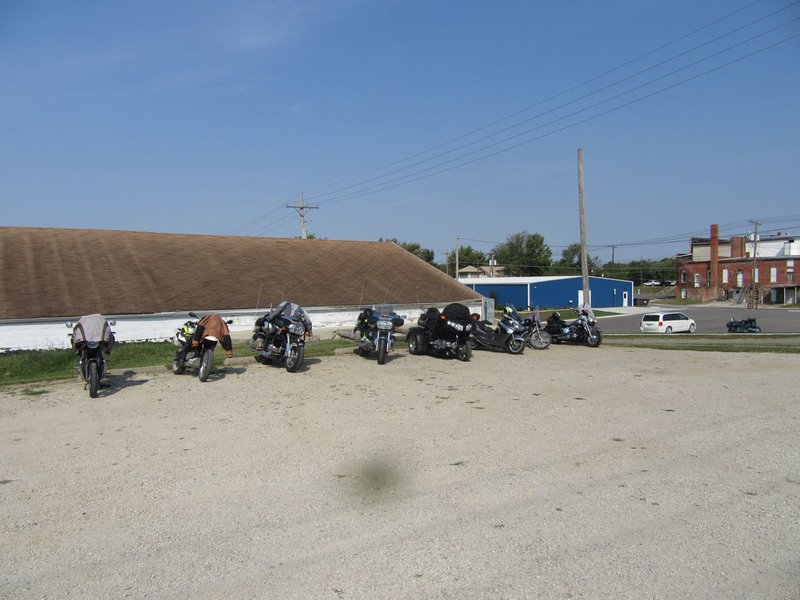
[{"xmin": 1, "ymin": 302, "xmax": 483, "ymax": 351}]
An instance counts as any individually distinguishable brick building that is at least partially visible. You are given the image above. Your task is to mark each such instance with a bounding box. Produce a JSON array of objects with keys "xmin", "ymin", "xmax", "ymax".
[{"xmin": 675, "ymin": 224, "xmax": 798, "ymax": 305}]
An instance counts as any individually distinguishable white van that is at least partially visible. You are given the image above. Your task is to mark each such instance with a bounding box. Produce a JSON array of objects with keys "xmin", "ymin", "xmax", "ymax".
[{"xmin": 640, "ymin": 312, "xmax": 696, "ymax": 334}]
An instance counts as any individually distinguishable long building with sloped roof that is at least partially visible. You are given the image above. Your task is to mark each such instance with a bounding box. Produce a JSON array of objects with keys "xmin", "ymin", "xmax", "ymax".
[{"xmin": 0, "ymin": 227, "xmax": 482, "ymax": 350}]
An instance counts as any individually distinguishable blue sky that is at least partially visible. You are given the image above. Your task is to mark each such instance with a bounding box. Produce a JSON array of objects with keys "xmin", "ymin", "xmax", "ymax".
[{"xmin": 2, "ymin": 0, "xmax": 799, "ymax": 264}]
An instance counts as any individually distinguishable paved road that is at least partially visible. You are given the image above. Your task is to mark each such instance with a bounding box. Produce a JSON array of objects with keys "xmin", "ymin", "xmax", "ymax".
[{"xmin": 597, "ymin": 303, "xmax": 800, "ymax": 334}]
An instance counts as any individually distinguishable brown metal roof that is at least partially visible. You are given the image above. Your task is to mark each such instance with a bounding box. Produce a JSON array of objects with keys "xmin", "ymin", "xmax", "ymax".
[{"xmin": 0, "ymin": 227, "xmax": 480, "ymax": 319}]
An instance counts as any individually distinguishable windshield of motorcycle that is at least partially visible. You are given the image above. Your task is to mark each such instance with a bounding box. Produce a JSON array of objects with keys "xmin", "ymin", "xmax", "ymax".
[
  {"xmin": 375, "ymin": 305, "xmax": 395, "ymax": 317},
  {"xmin": 505, "ymin": 307, "xmax": 523, "ymax": 323},
  {"xmin": 267, "ymin": 302, "xmax": 311, "ymax": 331}
]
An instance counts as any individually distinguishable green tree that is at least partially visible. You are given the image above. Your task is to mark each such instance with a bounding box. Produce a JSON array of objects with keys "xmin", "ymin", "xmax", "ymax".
[
  {"xmin": 601, "ymin": 257, "xmax": 676, "ymax": 284},
  {"xmin": 447, "ymin": 245, "xmax": 487, "ymax": 274},
  {"xmin": 551, "ymin": 243, "xmax": 601, "ymax": 274},
  {"xmin": 382, "ymin": 238, "xmax": 435, "ymax": 264},
  {"xmin": 492, "ymin": 231, "xmax": 552, "ymax": 276}
]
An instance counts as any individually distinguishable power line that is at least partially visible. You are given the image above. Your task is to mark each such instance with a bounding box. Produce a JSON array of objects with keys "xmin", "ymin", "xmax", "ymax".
[
  {"xmin": 300, "ymin": 2, "xmax": 800, "ymax": 207},
  {"xmin": 297, "ymin": 0, "xmax": 777, "ymax": 202},
  {"xmin": 230, "ymin": 4, "xmax": 800, "ymax": 237},
  {"xmin": 307, "ymin": 26, "xmax": 800, "ymax": 209}
]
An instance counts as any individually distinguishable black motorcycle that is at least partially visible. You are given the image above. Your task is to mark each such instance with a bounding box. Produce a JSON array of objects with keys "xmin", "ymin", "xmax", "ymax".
[
  {"xmin": 251, "ymin": 301, "xmax": 312, "ymax": 372},
  {"xmin": 353, "ymin": 305, "xmax": 405, "ymax": 365},
  {"xmin": 67, "ymin": 314, "xmax": 116, "ymax": 398},
  {"xmin": 469, "ymin": 307, "xmax": 526, "ymax": 354},
  {"xmin": 407, "ymin": 303, "xmax": 473, "ymax": 362},
  {"xmin": 726, "ymin": 317, "xmax": 761, "ymax": 333},
  {"xmin": 172, "ymin": 312, "xmax": 233, "ymax": 381},
  {"xmin": 545, "ymin": 309, "xmax": 602, "ymax": 347},
  {"xmin": 522, "ymin": 308, "xmax": 551, "ymax": 350}
]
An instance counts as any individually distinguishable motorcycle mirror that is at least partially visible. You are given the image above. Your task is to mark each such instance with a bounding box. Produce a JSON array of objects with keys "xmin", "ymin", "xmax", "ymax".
[
  {"xmin": 108, "ymin": 320, "xmax": 117, "ymax": 326},
  {"xmin": 189, "ymin": 312, "xmax": 198, "ymax": 319},
  {"xmin": 65, "ymin": 322, "xmax": 73, "ymax": 328},
  {"xmin": 226, "ymin": 320, "xmax": 233, "ymax": 325}
]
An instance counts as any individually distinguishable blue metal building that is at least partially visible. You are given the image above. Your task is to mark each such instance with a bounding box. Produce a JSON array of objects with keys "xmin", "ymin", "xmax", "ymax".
[{"xmin": 460, "ymin": 276, "xmax": 634, "ymax": 309}]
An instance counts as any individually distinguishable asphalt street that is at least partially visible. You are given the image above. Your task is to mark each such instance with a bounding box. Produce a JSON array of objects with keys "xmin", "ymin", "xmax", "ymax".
[{"xmin": 597, "ymin": 303, "xmax": 800, "ymax": 335}]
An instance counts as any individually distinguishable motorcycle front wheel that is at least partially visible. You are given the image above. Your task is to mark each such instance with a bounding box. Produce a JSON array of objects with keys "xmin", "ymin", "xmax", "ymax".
[
  {"xmin": 528, "ymin": 330, "xmax": 551, "ymax": 350},
  {"xmin": 377, "ymin": 337, "xmax": 388, "ymax": 365},
  {"xmin": 198, "ymin": 348, "xmax": 214, "ymax": 381},
  {"xmin": 457, "ymin": 342, "xmax": 471, "ymax": 362},
  {"xmin": 506, "ymin": 337, "xmax": 525, "ymax": 354},
  {"xmin": 88, "ymin": 361, "xmax": 99, "ymax": 398},
  {"xmin": 407, "ymin": 332, "xmax": 420, "ymax": 355},
  {"xmin": 586, "ymin": 329, "xmax": 602, "ymax": 348},
  {"xmin": 285, "ymin": 344, "xmax": 304, "ymax": 372}
]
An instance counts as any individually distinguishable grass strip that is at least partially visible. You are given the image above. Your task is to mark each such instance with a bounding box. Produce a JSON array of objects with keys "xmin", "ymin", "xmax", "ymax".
[{"xmin": 1, "ymin": 339, "xmax": 357, "ymax": 387}]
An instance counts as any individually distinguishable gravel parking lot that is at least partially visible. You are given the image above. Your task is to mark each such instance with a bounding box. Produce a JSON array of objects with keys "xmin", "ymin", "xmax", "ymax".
[{"xmin": 1, "ymin": 346, "xmax": 799, "ymax": 599}]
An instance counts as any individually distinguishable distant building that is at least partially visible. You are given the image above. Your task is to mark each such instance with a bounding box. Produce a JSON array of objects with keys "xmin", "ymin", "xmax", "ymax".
[
  {"xmin": 456, "ymin": 264, "xmax": 507, "ymax": 278},
  {"xmin": 676, "ymin": 224, "xmax": 799, "ymax": 305},
  {"xmin": 459, "ymin": 275, "xmax": 634, "ymax": 309}
]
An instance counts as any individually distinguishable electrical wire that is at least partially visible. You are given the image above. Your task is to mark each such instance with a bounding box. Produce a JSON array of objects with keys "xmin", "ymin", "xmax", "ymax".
[
  {"xmin": 232, "ymin": 3, "xmax": 800, "ymax": 238},
  {"xmin": 299, "ymin": 1, "xmax": 800, "ymax": 206}
]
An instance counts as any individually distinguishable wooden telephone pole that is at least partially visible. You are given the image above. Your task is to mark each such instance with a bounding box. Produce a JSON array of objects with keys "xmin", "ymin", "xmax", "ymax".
[
  {"xmin": 578, "ymin": 148, "xmax": 590, "ymax": 307},
  {"xmin": 455, "ymin": 236, "xmax": 460, "ymax": 279},
  {"xmin": 749, "ymin": 219, "xmax": 761, "ymax": 309},
  {"xmin": 286, "ymin": 194, "xmax": 319, "ymax": 239}
]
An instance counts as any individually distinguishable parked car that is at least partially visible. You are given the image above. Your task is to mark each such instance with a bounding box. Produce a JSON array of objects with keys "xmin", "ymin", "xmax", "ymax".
[
  {"xmin": 640, "ymin": 312, "xmax": 696, "ymax": 334},
  {"xmin": 642, "ymin": 280, "xmax": 661, "ymax": 287}
]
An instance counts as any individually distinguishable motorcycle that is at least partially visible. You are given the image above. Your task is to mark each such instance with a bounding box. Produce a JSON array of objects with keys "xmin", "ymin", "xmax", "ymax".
[
  {"xmin": 172, "ymin": 312, "xmax": 233, "ymax": 381},
  {"xmin": 522, "ymin": 308, "xmax": 551, "ymax": 350},
  {"xmin": 67, "ymin": 314, "xmax": 116, "ymax": 398},
  {"xmin": 726, "ymin": 317, "xmax": 761, "ymax": 333},
  {"xmin": 545, "ymin": 308, "xmax": 602, "ymax": 347},
  {"xmin": 406, "ymin": 302, "xmax": 474, "ymax": 362},
  {"xmin": 353, "ymin": 305, "xmax": 405, "ymax": 365},
  {"xmin": 469, "ymin": 306, "xmax": 526, "ymax": 354},
  {"xmin": 250, "ymin": 301, "xmax": 312, "ymax": 372}
]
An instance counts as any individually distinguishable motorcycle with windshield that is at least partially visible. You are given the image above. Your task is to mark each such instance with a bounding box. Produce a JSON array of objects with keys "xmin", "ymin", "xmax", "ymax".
[
  {"xmin": 406, "ymin": 303, "xmax": 473, "ymax": 362},
  {"xmin": 172, "ymin": 312, "xmax": 234, "ymax": 381},
  {"xmin": 469, "ymin": 306, "xmax": 526, "ymax": 354},
  {"xmin": 353, "ymin": 306, "xmax": 405, "ymax": 365},
  {"xmin": 726, "ymin": 317, "xmax": 761, "ymax": 333},
  {"xmin": 67, "ymin": 314, "xmax": 116, "ymax": 398},
  {"xmin": 545, "ymin": 308, "xmax": 602, "ymax": 347},
  {"xmin": 250, "ymin": 301, "xmax": 312, "ymax": 372}
]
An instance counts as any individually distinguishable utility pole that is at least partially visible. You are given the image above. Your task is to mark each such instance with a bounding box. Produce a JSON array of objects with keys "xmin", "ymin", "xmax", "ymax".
[
  {"xmin": 577, "ymin": 148, "xmax": 590, "ymax": 307},
  {"xmin": 750, "ymin": 219, "xmax": 761, "ymax": 309},
  {"xmin": 455, "ymin": 236, "xmax": 460, "ymax": 280},
  {"xmin": 286, "ymin": 193, "xmax": 319, "ymax": 239}
]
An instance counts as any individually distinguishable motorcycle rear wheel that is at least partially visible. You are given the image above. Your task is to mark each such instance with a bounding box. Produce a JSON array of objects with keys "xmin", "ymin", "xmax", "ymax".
[
  {"xmin": 88, "ymin": 361, "xmax": 99, "ymax": 398},
  {"xmin": 198, "ymin": 349, "xmax": 213, "ymax": 382},
  {"xmin": 285, "ymin": 345, "xmax": 304, "ymax": 372},
  {"xmin": 377, "ymin": 337, "xmax": 388, "ymax": 365}
]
